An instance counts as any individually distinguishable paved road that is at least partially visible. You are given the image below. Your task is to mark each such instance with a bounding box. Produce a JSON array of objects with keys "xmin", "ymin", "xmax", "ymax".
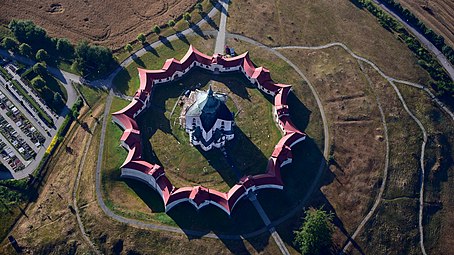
[
  {"xmin": 248, "ymin": 192, "xmax": 290, "ymax": 255},
  {"xmin": 214, "ymin": 0, "xmax": 229, "ymax": 54},
  {"xmin": 373, "ymin": 0, "xmax": 454, "ymax": 82}
]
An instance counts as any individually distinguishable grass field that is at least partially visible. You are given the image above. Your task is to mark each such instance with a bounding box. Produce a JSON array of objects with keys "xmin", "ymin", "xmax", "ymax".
[
  {"xmin": 0, "ymin": 97, "xmax": 107, "ymax": 254},
  {"xmin": 349, "ymin": 63, "xmax": 423, "ymax": 255}
]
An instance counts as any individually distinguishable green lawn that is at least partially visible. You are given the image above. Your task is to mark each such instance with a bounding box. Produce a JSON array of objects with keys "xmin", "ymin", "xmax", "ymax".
[
  {"xmin": 75, "ymin": 84, "xmax": 105, "ymax": 108},
  {"xmin": 112, "ymin": 36, "xmax": 215, "ymax": 96}
]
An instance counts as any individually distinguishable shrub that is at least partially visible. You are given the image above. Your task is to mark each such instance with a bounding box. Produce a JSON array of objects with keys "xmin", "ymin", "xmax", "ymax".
[
  {"xmin": 124, "ymin": 43, "xmax": 133, "ymax": 53},
  {"xmin": 153, "ymin": 25, "xmax": 161, "ymax": 35},
  {"xmin": 137, "ymin": 33, "xmax": 146, "ymax": 44},
  {"xmin": 35, "ymin": 49, "xmax": 48, "ymax": 62},
  {"xmin": 1, "ymin": 37, "xmax": 18, "ymax": 51},
  {"xmin": 18, "ymin": 43, "xmax": 32, "ymax": 57}
]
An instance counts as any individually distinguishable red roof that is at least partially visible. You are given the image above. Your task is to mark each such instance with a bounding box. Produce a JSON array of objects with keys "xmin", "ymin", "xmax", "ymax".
[
  {"xmin": 120, "ymin": 128, "xmax": 141, "ymax": 148},
  {"xmin": 115, "ymin": 45, "xmax": 307, "ymax": 216},
  {"xmin": 112, "ymin": 114, "xmax": 139, "ymax": 130},
  {"xmin": 112, "ymin": 99, "xmax": 144, "ymax": 118}
]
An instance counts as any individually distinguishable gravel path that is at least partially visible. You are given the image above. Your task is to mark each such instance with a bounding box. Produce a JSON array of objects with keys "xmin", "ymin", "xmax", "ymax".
[{"xmin": 72, "ymin": 118, "xmax": 101, "ymax": 255}]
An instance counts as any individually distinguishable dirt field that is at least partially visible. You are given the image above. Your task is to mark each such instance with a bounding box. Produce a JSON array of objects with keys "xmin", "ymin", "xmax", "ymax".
[
  {"xmin": 397, "ymin": 0, "xmax": 454, "ymax": 48},
  {"xmin": 0, "ymin": 94, "xmax": 106, "ymax": 254},
  {"xmin": 227, "ymin": 0, "xmax": 431, "ymax": 84},
  {"xmin": 0, "ymin": 0, "xmax": 197, "ymax": 49}
]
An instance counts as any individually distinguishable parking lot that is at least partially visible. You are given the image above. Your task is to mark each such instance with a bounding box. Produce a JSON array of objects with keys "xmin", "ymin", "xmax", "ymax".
[{"xmin": 0, "ymin": 58, "xmax": 54, "ymax": 175}]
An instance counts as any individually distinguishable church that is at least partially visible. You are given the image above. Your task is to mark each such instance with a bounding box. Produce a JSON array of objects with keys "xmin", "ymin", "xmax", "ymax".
[{"xmin": 184, "ymin": 87, "xmax": 234, "ymax": 151}]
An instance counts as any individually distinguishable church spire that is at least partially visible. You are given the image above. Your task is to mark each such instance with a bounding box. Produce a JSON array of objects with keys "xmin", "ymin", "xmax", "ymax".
[{"xmin": 207, "ymin": 85, "xmax": 214, "ymax": 97}]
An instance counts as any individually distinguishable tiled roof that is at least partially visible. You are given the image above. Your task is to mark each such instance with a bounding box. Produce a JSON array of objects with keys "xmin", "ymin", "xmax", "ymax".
[{"xmin": 114, "ymin": 45, "xmax": 308, "ymax": 215}]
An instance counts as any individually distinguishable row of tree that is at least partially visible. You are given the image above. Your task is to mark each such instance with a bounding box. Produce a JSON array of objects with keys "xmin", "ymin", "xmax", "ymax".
[
  {"xmin": 354, "ymin": 0, "xmax": 453, "ymax": 96},
  {"xmin": 1, "ymin": 20, "xmax": 116, "ymax": 78},
  {"xmin": 379, "ymin": 0, "xmax": 454, "ymax": 66}
]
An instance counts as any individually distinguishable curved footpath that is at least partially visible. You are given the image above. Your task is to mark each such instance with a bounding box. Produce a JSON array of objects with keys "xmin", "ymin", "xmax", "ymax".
[
  {"xmin": 73, "ymin": 119, "xmax": 102, "ymax": 255},
  {"xmin": 274, "ymin": 44, "xmax": 447, "ymax": 255}
]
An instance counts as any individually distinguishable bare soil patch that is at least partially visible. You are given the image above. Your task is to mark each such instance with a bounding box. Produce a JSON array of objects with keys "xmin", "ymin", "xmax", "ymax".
[
  {"xmin": 0, "ymin": 0, "xmax": 197, "ymax": 48},
  {"xmin": 397, "ymin": 0, "xmax": 454, "ymax": 48}
]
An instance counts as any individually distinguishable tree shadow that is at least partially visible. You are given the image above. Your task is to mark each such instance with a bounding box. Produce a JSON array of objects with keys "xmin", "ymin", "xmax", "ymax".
[
  {"xmin": 143, "ymin": 43, "xmax": 160, "ymax": 57},
  {"xmin": 200, "ymin": 12, "xmax": 219, "ymax": 31},
  {"xmin": 131, "ymin": 53, "xmax": 145, "ymax": 67},
  {"xmin": 189, "ymin": 23, "xmax": 207, "ymax": 38},
  {"xmin": 159, "ymin": 36, "xmax": 174, "ymax": 50},
  {"xmin": 214, "ymin": 0, "xmax": 230, "ymax": 16},
  {"xmin": 112, "ymin": 69, "xmax": 132, "ymax": 95},
  {"xmin": 175, "ymin": 32, "xmax": 190, "ymax": 45}
]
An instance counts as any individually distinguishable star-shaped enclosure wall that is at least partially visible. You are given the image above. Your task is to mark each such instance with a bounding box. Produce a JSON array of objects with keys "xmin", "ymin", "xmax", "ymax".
[{"xmin": 112, "ymin": 45, "xmax": 306, "ymax": 215}]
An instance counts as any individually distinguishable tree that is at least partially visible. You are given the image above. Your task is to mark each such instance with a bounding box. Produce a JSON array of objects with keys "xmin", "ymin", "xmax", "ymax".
[
  {"xmin": 35, "ymin": 49, "xmax": 48, "ymax": 62},
  {"xmin": 74, "ymin": 41, "xmax": 116, "ymax": 76},
  {"xmin": 72, "ymin": 109, "xmax": 80, "ymax": 122},
  {"xmin": 32, "ymin": 62, "xmax": 47, "ymax": 76},
  {"xmin": 18, "ymin": 43, "xmax": 32, "ymax": 57},
  {"xmin": 31, "ymin": 76, "xmax": 46, "ymax": 89},
  {"xmin": 195, "ymin": 3, "xmax": 203, "ymax": 13},
  {"xmin": 56, "ymin": 38, "xmax": 74, "ymax": 59},
  {"xmin": 124, "ymin": 43, "xmax": 133, "ymax": 53},
  {"xmin": 8, "ymin": 20, "xmax": 49, "ymax": 46},
  {"xmin": 168, "ymin": 20, "xmax": 176, "ymax": 28},
  {"xmin": 153, "ymin": 25, "xmax": 161, "ymax": 35},
  {"xmin": 1, "ymin": 37, "xmax": 18, "ymax": 51},
  {"xmin": 294, "ymin": 208, "xmax": 334, "ymax": 255},
  {"xmin": 183, "ymin": 12, "xmax": 192, "ymax": 23},
  {"xmin": 137, "ymin": 33, "xmax": 146, "ymax": 44},
  {"xmin": 53, "ymin": 92, "xmax": 64, "ymax": 108}
]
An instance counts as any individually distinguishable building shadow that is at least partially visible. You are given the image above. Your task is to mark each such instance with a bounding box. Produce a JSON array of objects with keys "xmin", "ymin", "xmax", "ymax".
[
  {"xmin": 124, "ymin": 179, "xmax": 165, "ymax": 212},
  {"xmin": 288, "ymin": 91, "xmax": 311, "ymax": 131}
]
